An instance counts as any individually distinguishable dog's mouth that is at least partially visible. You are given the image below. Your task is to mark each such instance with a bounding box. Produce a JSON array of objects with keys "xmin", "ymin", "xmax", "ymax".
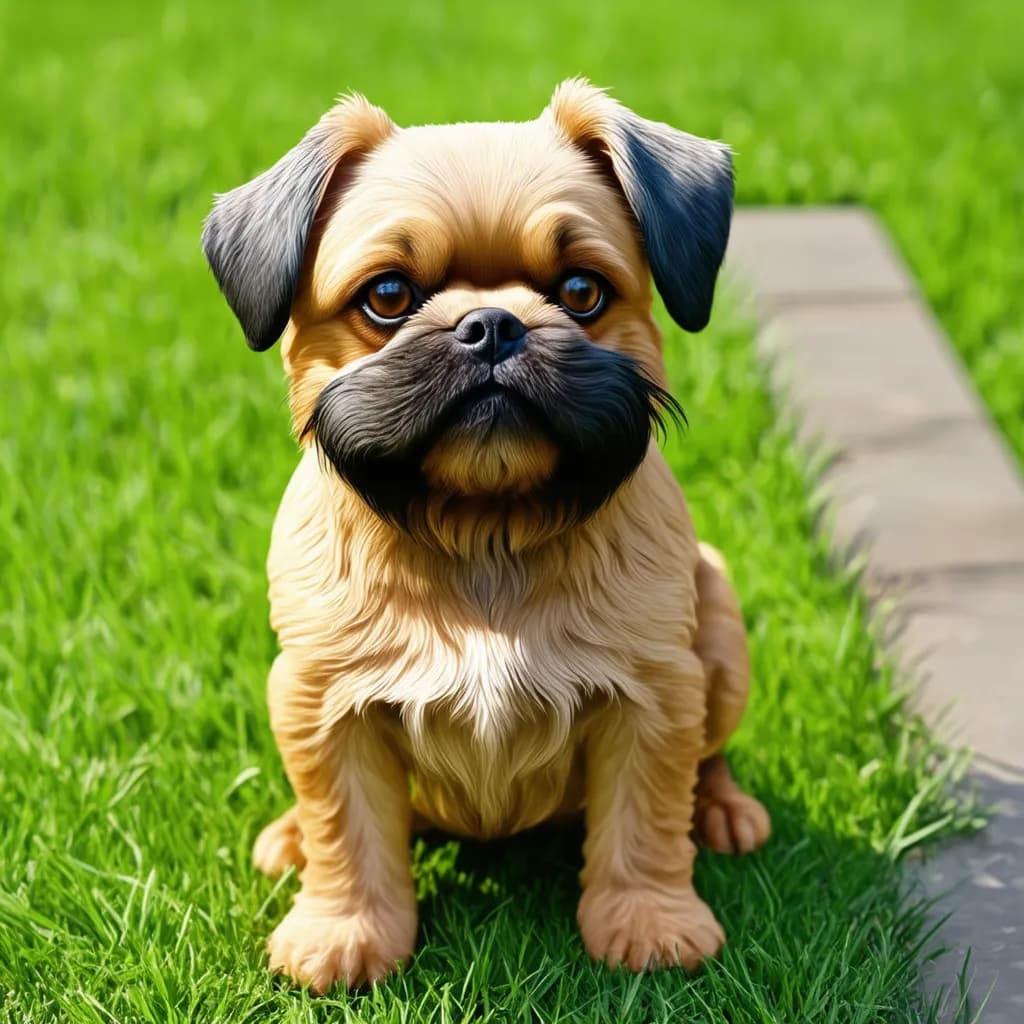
[{"xmin": 434, "ymin": 378, "xmax": 549, "ymax": 439}]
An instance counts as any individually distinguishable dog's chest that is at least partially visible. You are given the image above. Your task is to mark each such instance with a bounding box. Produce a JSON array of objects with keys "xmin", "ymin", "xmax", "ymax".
[
  {"xmin": 355, "ymin": 579, "xmax": 638, "ymax": 837},
  {"xmin": 372, "ymin": 596, "xmax": 633, "ymax": 738},
  {"xmin": 386, "ymin": 616, "xmax": 612, "ymax": 837}
]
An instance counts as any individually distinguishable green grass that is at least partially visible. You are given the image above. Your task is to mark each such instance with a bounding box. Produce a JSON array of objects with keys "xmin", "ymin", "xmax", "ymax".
[{"xmin": 0, "ymin": 0, "xmax": 1009, "ymax": 1020}]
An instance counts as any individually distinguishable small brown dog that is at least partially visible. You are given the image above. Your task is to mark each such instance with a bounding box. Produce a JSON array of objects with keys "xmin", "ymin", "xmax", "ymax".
[{"xmin": 202, "ymin": 79, "xmax": 770, "ymax": 993}]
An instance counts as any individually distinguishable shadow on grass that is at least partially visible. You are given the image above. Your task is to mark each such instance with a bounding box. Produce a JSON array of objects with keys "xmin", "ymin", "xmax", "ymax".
[{"xmin": 257, "ymin": 793, "xmax": 975, "ymax": 1024}]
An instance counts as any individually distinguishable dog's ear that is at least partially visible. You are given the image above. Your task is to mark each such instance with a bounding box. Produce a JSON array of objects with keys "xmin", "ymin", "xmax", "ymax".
[
  {"xmin": 202, "ymin": 95, "xmax": 395, "ymax": 351},
  {"xmin": 544, "ymin": 79, "xmax": 733, "ymax": 333}
]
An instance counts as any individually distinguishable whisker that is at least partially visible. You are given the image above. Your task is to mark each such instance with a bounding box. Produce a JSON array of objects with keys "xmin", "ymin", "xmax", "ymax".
[{"xmin": 644, "ymin": 377, "xmax": 688, "ymax": 439}]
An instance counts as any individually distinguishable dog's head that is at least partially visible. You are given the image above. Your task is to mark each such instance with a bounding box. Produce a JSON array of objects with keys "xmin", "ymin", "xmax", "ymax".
[{"xmin": 203, "ymin": 80, "xmax": 732, "ymax": 547}]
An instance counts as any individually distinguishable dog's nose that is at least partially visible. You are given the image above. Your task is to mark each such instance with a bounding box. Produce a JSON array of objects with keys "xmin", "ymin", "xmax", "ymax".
[{"xmin": 453, "ymin": 307, "xmax": 526, "ymax": 365}]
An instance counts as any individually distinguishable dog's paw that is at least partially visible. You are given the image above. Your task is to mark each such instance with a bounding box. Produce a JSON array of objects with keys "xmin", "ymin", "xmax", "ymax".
[
  {"xmin": 694, "ymin": 790, "xmax": 771, "ymax": 855},
  {"xmin": 267, "ymin": 900, "xmax": 416, "ymax": 993},
  {"xmin": 578, "ymin": 884, "xmax": 724, "ymax": 972},
  {"xmin": 253, "ymin": 809, "xmax": 306, "ymax": 877}
]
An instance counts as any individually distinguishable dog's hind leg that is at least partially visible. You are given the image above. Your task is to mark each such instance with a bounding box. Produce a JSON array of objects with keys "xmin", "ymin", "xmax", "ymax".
[
  {"xmin": 254, "ymin": 806, "xmax": 306, "ymax": 877},
  {"xmin": 694, "ymin": 755, "xmax": 771, "ymax": 854},
  {"xmin": 692, "ymin": 543, "xmax": 771, "ymax": 854}
]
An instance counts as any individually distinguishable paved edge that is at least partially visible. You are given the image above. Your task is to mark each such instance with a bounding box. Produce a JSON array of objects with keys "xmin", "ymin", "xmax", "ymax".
[{"xmin": 725, "ymin": 207, "xmax": 1024, "ymax": 1023}]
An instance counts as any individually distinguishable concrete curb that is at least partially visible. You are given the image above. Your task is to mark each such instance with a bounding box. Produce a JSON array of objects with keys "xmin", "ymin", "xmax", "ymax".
[{"xmin": 725, "ymin": 207, "xmax": 1024, "ymax": 1023}]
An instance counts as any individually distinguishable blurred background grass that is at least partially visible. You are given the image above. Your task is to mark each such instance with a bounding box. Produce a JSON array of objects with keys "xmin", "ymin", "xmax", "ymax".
[{"xmin": 0, "ymin": 0, "xmax": 1013, "ymax": 1020}]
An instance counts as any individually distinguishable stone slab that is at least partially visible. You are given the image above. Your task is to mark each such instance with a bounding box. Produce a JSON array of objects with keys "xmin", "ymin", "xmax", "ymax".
[
  {"xmin": 918, "ymin": 769, "xmax": 1024, "ymax": 1023},
  {"xmin": 757, "ymin": 300, "xmax": 985, "ymax": 448},
  {"xmin": 819, "ymin": 419, "xmax": 1024, "ymax": 581},
  {"xmin": 726, "ymin": 207, "xmax": 916, "ymax": 309},
  {"xmin": 881, "ymin": 568, "xmax": 1024, "ymax": 770}
]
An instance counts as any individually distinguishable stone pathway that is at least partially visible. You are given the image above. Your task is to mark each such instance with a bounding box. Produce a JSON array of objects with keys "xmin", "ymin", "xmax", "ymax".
[{"xmin": 725, "ymin": 208, "xmax": 1024, "ymax": 1023}]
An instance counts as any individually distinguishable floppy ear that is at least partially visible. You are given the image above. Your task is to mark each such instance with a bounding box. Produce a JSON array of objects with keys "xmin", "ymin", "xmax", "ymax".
[
  {"xmin": 545, "ymin": 79, "xmax": 733, "ymax": 332},
  {"xmin": 201, "ymin": 95, "xmax": 395, "ymax": 351}
]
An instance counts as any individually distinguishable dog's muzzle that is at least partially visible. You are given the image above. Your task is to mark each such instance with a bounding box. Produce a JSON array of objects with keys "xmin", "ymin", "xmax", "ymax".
[{"xmin": 303, "ymin": 310, "xmax": 682, "ymax": 526}]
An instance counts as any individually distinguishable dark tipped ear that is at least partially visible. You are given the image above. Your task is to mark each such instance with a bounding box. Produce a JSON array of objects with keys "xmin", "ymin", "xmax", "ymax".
[
  {"xmin": 545, "ymin": 79, "xmax": 733, "ymax": 332},
  {"xmin": 201, "ymin": 95, "xmax": 395, "ymax": 351}
]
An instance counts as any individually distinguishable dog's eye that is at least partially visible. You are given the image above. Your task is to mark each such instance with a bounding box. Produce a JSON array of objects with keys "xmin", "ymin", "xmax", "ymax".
[
  {"xmin": 556, "ymin": 272, "xmax": 607, "ymax": 320},
  {"xmin": 363, "ymin": 273, "xmax": 420, "ymax": 324}
]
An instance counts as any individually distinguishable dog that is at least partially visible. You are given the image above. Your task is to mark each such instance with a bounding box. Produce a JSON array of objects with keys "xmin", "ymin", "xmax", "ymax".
[{"xmin": 202, "ymin": 78, "xmax": 770, "ymax": 993}]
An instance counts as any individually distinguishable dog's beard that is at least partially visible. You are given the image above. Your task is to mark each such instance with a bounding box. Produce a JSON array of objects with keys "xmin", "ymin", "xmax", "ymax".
[{"xmin": 302, "ymin": 324, "xmax": 683, "ymax": 534}]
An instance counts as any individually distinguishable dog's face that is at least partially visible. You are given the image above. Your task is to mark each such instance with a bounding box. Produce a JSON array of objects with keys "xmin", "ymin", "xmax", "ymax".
[{"xmin": 203, "ymin": 81, "xmax": 732, "ymax": 544}]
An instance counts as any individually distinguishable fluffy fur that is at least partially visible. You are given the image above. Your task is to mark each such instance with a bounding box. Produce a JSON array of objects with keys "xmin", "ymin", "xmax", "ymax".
[{"xmin": 204, "ymin": 79, "xmax": 770, "ymax": 993}]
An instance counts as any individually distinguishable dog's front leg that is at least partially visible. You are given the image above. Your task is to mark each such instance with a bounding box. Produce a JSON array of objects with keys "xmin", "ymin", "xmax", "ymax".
[
  {"xmin": 264, "ymin": 652, "xmax": 416, "ymax": 993},
  {"xmin": 578, "ymin": 650, "xmax": 724, "ymax": 972}
]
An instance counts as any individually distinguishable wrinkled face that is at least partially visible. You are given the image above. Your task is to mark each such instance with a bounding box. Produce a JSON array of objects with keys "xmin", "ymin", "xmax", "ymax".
[
  {"xmin": 202, "ymin": 81, "xmax": 733, "ymax": 546},
  {"xmin": 287, "ymin": 123, "xmax": 677, "ymax": 527}
]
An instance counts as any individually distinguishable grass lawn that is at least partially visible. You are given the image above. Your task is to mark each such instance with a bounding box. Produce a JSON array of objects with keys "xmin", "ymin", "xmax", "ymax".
[{"xmin": 0, "ymin": 0, "xmax": 1012, "ymax": 1020}]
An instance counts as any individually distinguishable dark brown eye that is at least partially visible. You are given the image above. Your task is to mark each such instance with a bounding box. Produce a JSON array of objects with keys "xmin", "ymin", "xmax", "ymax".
[
  {"xmin": 363, "ymin": 273, "xmax": 419, "ymax": 324},
  {"xmin": 556, "ymin": 272, "xmax": 606, "ymax": 320}
]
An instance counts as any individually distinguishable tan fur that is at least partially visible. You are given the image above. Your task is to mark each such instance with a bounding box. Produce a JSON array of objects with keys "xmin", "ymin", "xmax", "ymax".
[{"xmin": 246, "ymin": 81, "xmax": 769, "ymax": 992}]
